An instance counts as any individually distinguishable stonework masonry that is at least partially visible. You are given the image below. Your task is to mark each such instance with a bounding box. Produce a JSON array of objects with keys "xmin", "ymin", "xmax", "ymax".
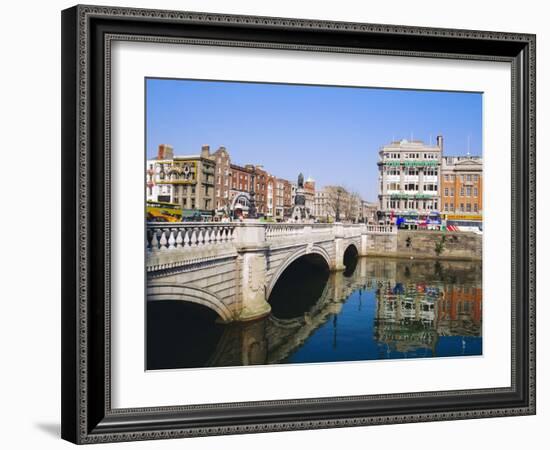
[
  {"xmin": 365, "ymin": 230, "xmax": 481, "ymax": 261},
  {"xmin": 396, "ymin": 230, "xmax": 481, "ymax": 260}
]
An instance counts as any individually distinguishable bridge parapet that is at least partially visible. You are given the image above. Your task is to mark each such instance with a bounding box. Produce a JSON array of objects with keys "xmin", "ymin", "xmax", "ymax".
[
  {"xmin": 366, "ymin": 224, "xmax": 396, "ymax": 234},
  {"xmin": 146, "ymin": 222, "xmax": 395, "ymax": 254},
  {"xmin": 147, "ymin": 222, "xmax": 236, "ymax": 253}
]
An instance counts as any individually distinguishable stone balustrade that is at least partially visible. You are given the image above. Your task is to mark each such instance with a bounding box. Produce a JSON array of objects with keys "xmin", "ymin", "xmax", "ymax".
[
  {"xmin": 265, "ymin": 223, "xmax": 306, "ymax": 240},
  {"xmin": 366, "ymin": 224, "xmax": 396, "ymax": 234},
  {"xmin": 147, "ymin": 222, "xmax": 236, "ymax": 252},
  {"xmin": 147, "ymin": 222, "xmax": 395, "ymax": 253}
]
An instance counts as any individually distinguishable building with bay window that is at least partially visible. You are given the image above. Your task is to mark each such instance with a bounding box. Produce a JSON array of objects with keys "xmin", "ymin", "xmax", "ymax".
[{"xmin": 146, "ymin": 144, "xmax": 216, "ymax": 218}]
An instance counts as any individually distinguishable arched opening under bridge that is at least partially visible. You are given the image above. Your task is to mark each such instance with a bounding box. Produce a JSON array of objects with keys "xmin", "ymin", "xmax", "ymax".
[{"xmin": 268, "ymin": 253, "xmax": 330, "ymax": 320}]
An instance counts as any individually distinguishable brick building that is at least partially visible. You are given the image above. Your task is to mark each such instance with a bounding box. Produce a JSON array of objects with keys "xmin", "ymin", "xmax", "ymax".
[{"xmin": 440, "ymin": 155, "xmax": 483, "ymax": 227}]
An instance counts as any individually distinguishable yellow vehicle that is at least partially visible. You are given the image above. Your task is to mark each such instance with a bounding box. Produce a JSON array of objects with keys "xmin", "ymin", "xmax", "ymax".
[{"xmin": 146, "ymin": 201, "xmax": 182, "ymax": 222}]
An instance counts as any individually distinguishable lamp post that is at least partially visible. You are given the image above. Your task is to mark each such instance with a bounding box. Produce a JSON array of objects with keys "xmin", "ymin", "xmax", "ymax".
[
  {"xmin": 335, "ymin": 187, "xmax": 342, "ymax": 222},
  {"xmin": 248, "ymin": 167, "xmax": 258, "ymax": 219}
]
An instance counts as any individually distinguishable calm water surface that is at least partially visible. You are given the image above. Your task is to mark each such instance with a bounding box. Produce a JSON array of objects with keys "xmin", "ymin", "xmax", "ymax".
[{"xmin": 147, "ymin": 256, "xmax": 482, "ymax": 370}]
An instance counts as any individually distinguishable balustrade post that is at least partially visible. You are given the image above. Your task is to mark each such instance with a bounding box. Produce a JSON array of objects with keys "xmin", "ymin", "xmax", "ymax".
[
  {"xmin": 359, "ymin": 224, "xmax": 368, "ymax": 256},
  {"xmin": 333, "ymin": 223, "xmax": 346, "ymax": 271}
]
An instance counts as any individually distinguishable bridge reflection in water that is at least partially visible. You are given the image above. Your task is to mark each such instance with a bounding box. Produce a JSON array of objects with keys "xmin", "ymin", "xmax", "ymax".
[{"xmin": 147, "ymin": 256, "xmax": 482, "ymax": 370}]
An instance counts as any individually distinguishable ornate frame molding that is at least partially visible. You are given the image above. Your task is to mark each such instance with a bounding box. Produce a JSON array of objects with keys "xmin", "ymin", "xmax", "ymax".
[{"xmin": 61, "ymin": 4, "xmax": 536, "ymax": 444}]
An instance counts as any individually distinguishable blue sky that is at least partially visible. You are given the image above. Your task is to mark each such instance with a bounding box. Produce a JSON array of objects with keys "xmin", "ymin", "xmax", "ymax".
[{"xmin": 146, "ymin": 78, "xmax": 482, "ymax": 201}]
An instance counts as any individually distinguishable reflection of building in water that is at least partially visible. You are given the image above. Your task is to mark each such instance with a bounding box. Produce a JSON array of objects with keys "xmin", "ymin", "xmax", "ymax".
[
  {"xmin": 437, "ymin": 286, "xmax": 482, "ymax": 337},
  {"xmin": 374, "ymin": 284, "xmax": 439, "ymax": 354},
  {"xmin": 374, "ymin": 280, "xmax": 481, "ymax": 354}
]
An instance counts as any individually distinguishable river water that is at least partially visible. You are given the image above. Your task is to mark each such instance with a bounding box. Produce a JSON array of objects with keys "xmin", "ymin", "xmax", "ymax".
[{"xmin": 147, "ymin": 256, "xmax": 482, "ymax": 370}]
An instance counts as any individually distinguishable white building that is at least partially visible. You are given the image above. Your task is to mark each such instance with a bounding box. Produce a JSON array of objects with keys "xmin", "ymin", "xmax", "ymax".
[{"xmin": 378, "ymin": 137, "xmax": 443, "ymax": 217}]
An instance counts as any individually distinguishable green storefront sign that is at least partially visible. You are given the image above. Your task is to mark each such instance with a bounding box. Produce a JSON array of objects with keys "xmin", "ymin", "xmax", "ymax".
[
  {"xmin": 384, "ymin": 160, "xmax": 438, "ymax": 167},
  {"xmin": 389, "ymin": 193, "xmax": 437, "ymax": 199}
]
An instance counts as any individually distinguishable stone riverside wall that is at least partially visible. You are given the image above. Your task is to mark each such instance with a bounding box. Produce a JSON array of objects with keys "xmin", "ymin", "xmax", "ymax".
[{"xmin": 366, "ymin": 230, "xmax": 482, "ymax": 261}]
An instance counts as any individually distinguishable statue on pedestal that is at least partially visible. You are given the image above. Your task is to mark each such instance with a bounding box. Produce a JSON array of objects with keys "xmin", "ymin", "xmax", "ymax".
[{"xmin": 290, "ymin": 172, "xmax": 312, "ymax": 222}]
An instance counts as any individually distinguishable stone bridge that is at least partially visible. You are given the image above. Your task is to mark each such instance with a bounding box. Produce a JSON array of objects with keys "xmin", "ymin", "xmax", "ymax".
[
  {"xmin": 207, "ymin": 258, "xmax": 375, "ymax": 366},
  {"xmin": 146, "ymin": 222, "xmax": 396, "ymax": 322}
]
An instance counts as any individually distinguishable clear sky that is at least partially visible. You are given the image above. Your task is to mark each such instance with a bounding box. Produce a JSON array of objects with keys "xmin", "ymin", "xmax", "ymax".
[{"xmin": 146, "ymin": 78, "xmax": 482, "ymax": 201}]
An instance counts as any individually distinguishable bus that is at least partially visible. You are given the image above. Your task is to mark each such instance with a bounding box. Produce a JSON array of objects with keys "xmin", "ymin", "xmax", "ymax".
[{"xmin": 146, "ymin": 201, "xmax": 182, "ymax": 222}]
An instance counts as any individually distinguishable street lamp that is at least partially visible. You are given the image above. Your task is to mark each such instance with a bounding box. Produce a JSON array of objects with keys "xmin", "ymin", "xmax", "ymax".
[
  {"xmin": 248, "ymin": 166, "xmax": 258, "ymax": 219},
  {"xmin": 335, "ymin": 187, "xmax": 342, "ymax": 222}
]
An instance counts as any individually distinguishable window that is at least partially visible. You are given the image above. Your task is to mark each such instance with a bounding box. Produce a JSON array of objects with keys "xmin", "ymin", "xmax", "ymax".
[
  {"xmin": 444, "ymin": 203, "xmax": 449, "ymax": 211},
  {"xmin": 466, "ymin": 186, "xmax": 472, "ymax": 196},
  {"xmin": 460, "ymin": 203, "xmax": 464, "ymax": 212},
  {"xmin": 474, "ymin": 203, "xmax": 478, "ymax": 212},
  {"xmin": 425, "ymin": 168, "xmax": 437, "ymax": 176},
  {"xmin": 466, "ymin": 174, "xmax": 472, "ymax": 182},
  {"xmin": 444, "ymin": 174, "xmax": 449, "ymax": 181},
  {"xmin": 450, "ymin": 187, "xmax": 455, "ymax": 197},
  {"xmin": 460, "ymin": 187, "xmax": 464, "ymax": 197},
  {"xmin": 474, "ymin": 187, "xmax": 478, "ymax": 197},
  {"xmin": 444, "ymin": 188, "xmax": 449, "ymax": 196},
  {"xmin": 474, "ymin": 174, "xmax": 479, "ymax": 182},
  {"xmin": 466, "ymin": 203, "xmax": 471, "ymax": 212}
]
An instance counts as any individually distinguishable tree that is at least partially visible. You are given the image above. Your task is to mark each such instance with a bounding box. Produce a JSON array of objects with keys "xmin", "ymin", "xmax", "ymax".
[
  {"xmin": 324, "ymin": 186, "xmax": 346, "ymax": 222},
  {"xmin": 324, "ymin": 186, "xmax": 362, "ymax": 223}
]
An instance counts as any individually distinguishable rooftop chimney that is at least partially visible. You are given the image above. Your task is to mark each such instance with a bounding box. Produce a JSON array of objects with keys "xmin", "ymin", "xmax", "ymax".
[
  {"xmin": 201, "ymin": 144, "xmax": 210, "ymax": 158},
  {"xmin": 436, "ymin": 135, "xmax": 444, "ymax": 151},
  {"xmin": 157, "ymin": 144, "xmax": 173, "ymax": 160}
]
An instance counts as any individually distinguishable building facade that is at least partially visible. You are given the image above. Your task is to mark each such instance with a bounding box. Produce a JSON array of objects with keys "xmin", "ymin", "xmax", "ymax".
[
  {"xmin": 361, "ymin": 201, "xmax": 378, "ymax": 224},
  {"xmin": 212, "ymin": 146, "xmax": 231, "ymax": 212},
  {"xmin": 314, "ymin": 190, "xmax": 330, "ymax": 220},
  {"xmin": 274, "ymin": 178, "xmax": 292, "ymax": 220},
  {"xmin": 147, "ymin": 143, "xmax": 304, "ymax": 221},
  {"xmin": 228, "ymin": 163, "xmax": 252, "ymax": 217},
  {"xmin": 440, "ymin": 155, "xmax": 483, "ymax": 226},
  {"xmin": 304, "ymin": 177, "xmax": 316, "ymax": 214},
  {"xmin": 313, "ymin": 186, "xmax": 363, "ymax": 223},
  {"xmin": 146, "ymin": 144, "xmax": 216, "ymax": 217},
  {"xmin": 378, "ymin": 137, "xmax": 443, "ymax": 219}
]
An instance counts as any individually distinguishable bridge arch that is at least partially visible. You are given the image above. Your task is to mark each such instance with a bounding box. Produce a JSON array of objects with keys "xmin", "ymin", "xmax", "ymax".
[
  {"xmin": 147, "ymin": 283, "xmax": 234, "ymax": 323},
  {"xmin": 266, "ymin": 245, "xmax": 331, "ymax": 299},
  {"xmin": 343, "ymin": 242, "xmax": 359, "ymax": 277},
  {"xmin": 344, "ymin": 242, "xmax": 359, "ymax": 257}
]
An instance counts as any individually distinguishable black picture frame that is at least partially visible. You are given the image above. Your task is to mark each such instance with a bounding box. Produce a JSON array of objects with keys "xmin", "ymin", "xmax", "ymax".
[{"xmin": 61, "ymin": 4, "xmax": 536, "ymax": 444}]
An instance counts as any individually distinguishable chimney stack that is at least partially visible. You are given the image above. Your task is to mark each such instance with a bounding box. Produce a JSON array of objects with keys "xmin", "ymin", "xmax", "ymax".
[
  {"xmin": 201, "ymin": 144, "xmax": 210, "ymax": 158},
  {"xmin": 157, "ymin": 144, "xmax": 174, "ymax": 160},
  {"xmin": 436, "ymin": 135, "xmax": 444, "ymax": 151}
]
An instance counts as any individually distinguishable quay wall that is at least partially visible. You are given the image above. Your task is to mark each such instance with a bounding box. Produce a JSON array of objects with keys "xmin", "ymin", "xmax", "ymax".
[{"xmin": 366, "ymin": 230, "xmax": 482, "ymax": 261}]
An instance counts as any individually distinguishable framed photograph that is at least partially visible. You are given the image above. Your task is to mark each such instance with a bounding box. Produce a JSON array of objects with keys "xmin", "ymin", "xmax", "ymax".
[{"xmin": 61, "ymin": 4, "xmax": 536, "ymax": 444}]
